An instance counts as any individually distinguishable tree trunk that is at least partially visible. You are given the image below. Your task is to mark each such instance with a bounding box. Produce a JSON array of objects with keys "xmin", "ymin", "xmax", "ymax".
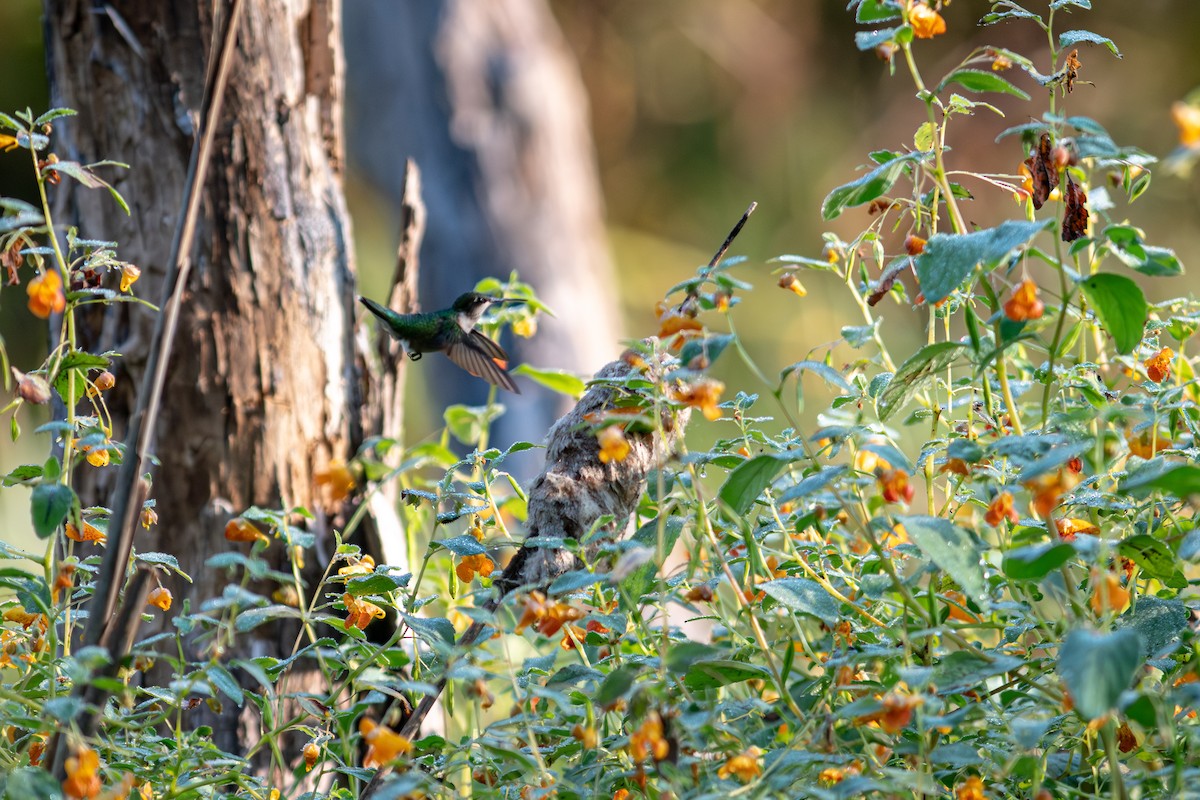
[
  {"xmin": 43, "ymin": 0, "xmax": 376, "ymax": 762},
  {"xmin": 344, "ymin": 0, "xmax": 621, "ymax": 464}
]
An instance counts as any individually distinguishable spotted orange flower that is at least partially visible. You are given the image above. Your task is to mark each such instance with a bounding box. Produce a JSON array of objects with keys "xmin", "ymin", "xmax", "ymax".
[
  {"xmin": 984, "ymin": 492, "xmax": 1018, "ymax": 526},
  {"xmin": 343, "ymin": 593, "xmax": 386, "ymax": 630},
  {"xmin": 1055, "ymin": 517, "xmax": 1098, "ymax": 541},
  {"xmin": 3, "ymin": 606, "xmax": 46, "ymax": 631},
  {"xmin": 1004, "ymin": 279, "xmax": 1044, "ymax": 322},
  {"xmin": 338, "ymin": 554, "xmax": 376, "ymax": 577},
  {"xmin": 455, "ymin": 553, "xmax": 495, "ymax": 583},
  {"xmin": 63, "ymin": 745, "xmax": 102, "ymax": 799},
  {"xmin": 878, "ymin": 468, "xmax": 914, "ymax": 504},
  {"xmin": 628, "ymin": 712, "xmax": 670, "ymax": 762},
  {"xmin": 908, "ymin": 2, "xmax": 946, "ymax": 38},
  {"xmin": 86, "ymin": 447, "xmax": 110, "ymax": 468},
  {"xmin": 360, "ymin": 718, "xmax": 412, "ymax": 767},
  {"xmin": 669, "ymin": 377, "xmax": 725, "ymax": 421},
  {"xmin": 1024, "ymin": 470, "xmax": 1074, "ymax": 519},
  {"xmin": 597, "ymin": 426, "xmax": 631, "ymax": 464},
  {"xmin": 904, "ymin": 234, "xmax": 926, "ymax": 255},
  {"xmin": 1144, "ymin": 347, "xmax": 1174, "ymax": 383},
  {"xmin": 147, "ymin": 587, "xmax": 172, "ymax": 612},
  {"xmin": 944, "ymin": 590, "xmax": 979, "ymax": 623},
  {"xmin": 571, "ymin": 723, "xmax": 598, "ymax": 749},
  {"xmin": 65, "ymin": 520, "xmax": 107, "ymax": 544},
  {"xmin": 955, "ymin": 775, "xmax": 987, "ymax": 800},
  {"xmin": 314, "ymin": 459, "xmax": 356, "ymax": 506},
  {"xmin": 717, "ymin": 746, "xmax": 762, "ymax": 783},
  {"xmin": 224, "ymin": 517, "xmax": 267, "ymax": 543},
  {"xmin": 1091, "ymin": 571, "xmax": 1130, "ymax": 615},
  {"xmin": 1172, "ymin": 101, "xmax": 1200, "ymax": 148},
  {"xmin": 1126, "ymin": 428, "xmax": 1168, "ymax": 459},
  {"xmin": 857, "ymin": 686, "xmax": 923, "ymax": 733},
  {"xmin": 27, "ymin": 270, "xmax": 66, "ymax": 319},
  {"xmin": 140, "ymin": 506, "xmax": 158, "ymax": 529},
  {"xmin": 303, "ymin": 741, "xmax": 321, "ymax": 772}
]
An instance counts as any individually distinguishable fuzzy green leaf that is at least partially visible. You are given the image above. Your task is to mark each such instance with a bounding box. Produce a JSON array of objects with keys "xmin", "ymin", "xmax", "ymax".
[
  {"xmin": 1058, "ymin": 629, "xmax": 1142, "ymax": 720},
  {"xmin": 1077, "ymin": 273, "xmax": 1147, "ymax": 355}
]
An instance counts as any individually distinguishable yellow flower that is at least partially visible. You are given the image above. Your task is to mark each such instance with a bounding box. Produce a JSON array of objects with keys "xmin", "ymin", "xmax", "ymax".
[
  {"xmin": 1144, "ymin": 347, "xmax": 1174, "ymax": 383},
  {"xmin": 1172, "ymin": 101, "xmax": 1200, "ymax": 148},
  {"xmin": 1004, "ymin": 278, "xmax": 1044, "ymax": 322},
  {"xmin": 119, "ymin": 265, "xmax": 141, "ymax": 293},
  {"xmin": 455, "ymin": 553, "xmax": 495, "ymax": 583},
  {"xmin": 337, "ymin": 554, "xmax": 376, "ymax": 577},
  {"xmin": 343, "ymin": 593, "xmax": 386, "ymax": 630},
  {"xmin": 27, "ymin": 270, "xmax": 66, "ymax": 318},
  {"xmin": 147, "ymin": 587, "xmax": 172, "ymax": 612},
  {"xmin": 512, "ymin": 317, "xmax": 537, "ymax": 338},
  {"xmin": 63, "ymin": 745, "xmax": 102, "ymax": 799},
  {"xmin": 597, "ymin": 426, "xmax": 631, "ymax": 464},
  {"xmin": 628, "ymin": 712, "xmax": 670, "ymax": 762},
  {"xmin": 1055, "ymin": 517, "xmax": 1098, "ymax": 541},
  {"xmin": 86, "ymin": 448, "xmax": 111, "ymax": 468},
  {"xmin": 908, "ymin": 2, "xmax": 946, "ymax": 38},
  {"xmin": 360, "ymin": 718, "xmax": 412, "ymax": 767},
  {"xmin": 3, "ymin": 606, "xmax": 46, "ymax": 630},
  {"xmin": 668, "ymin": 377, "xmax": 725, "ymax": 421},
  {"xmin": 717, "ymin": 746, "xmax": 763, "ymax": 783}
]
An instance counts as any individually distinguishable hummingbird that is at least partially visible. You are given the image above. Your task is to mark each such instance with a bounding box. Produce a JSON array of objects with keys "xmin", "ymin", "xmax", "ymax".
[{"xmin": 359, "ymin": 292, "xmax": 521, "ymax": 393}]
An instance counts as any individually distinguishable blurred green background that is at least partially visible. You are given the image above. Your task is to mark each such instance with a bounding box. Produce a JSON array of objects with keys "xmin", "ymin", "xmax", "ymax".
[{"xmin": 3, "ymin": 1, "xmax": 1199, "ymax": 545}]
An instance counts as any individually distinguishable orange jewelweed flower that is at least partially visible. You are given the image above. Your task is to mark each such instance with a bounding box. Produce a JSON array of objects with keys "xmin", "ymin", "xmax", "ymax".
[
  {"xmin": 1025, "ymin": 470, "xmax": 1074, "ymax": 519},
  {"xmin": 1055, "ymin": 517, "xmax": 1098, "ymax": 541},
  {"xmin": 27, "ymin": 270, "xmax": 66, "ymax": 319},
  {"xmin": 119, "ymin": 265, "xmax": 140, "ymax": 293},
  {"xmin": 3, "ymin": 606, "xmax": 46, "ymax": 631},
  {"xmin": 314, "ymin": 459, "xmax": 355, "ymax": 506},
  {"xmin": 984, "ymin": 492, "xmax": 1018, "ymax": 526},
  {"xmin": 455, "ymin": 553, "xmax": 495, "ymax": 583},
  {"xmin": 337, "ymin": 554, "xmax": 376, "ymax": 578},
  {"xmin": 342, "ymin": 593, "xmax": 386, "ymax": 630},
  {"xmin": 224, "ymin": 517, "xmax": 266, "ymax": 543},
  {"xmin": 63, "ymin": 745, "xmax": 102, "ymax": 799},
  {"xmin": 878, "ymin": 468, "xmax": 914, "ymax": 504},
  {"xmin": 147, "ymin": 587, "xmax": 172, "ymax": 612},
  {"xmin": 1172, "ymin": 101, "xmax": 1200, "ymax": 148},
  {"xmin": 944, "ymin": 590, "xmax": 979, "ymax": 623},
  {"xmin": 857, "ymin": 686, "xmax": 923, "ymax": 733},
  {"xmin": 628, "ymin": 712, "xmax": 670, "ymax": 762},
  {"xmin": 992, "ymin": 53, "xmax": 1013, "ymax": 71},
  {"xmin": 778, "ymin": 273, "xmax": 807, "ymax": 297},
  {"xmin": 65, "ymin": 520, "xmax": 107, "ymax": 544},
  {"xmin": 1126, "ymin": 428, "xmax": 1168, "ymax": 459},
  {"xmin": 955, "ymin": 775, "xmax": 987, "ymax": 800},
  {"xmin": 596, "ymin": 426, "xmax": 631, "ymax": 464},
  {"xmin": 669, "ymin": 377, "xmax": 725, "ymax": 421},
  {"xmin": 140, "ymin": 507, "xmax": 158, "ymax": 529},
  {"xmin": 571, "ymin": 723, "xmax": 598, "ymax": 749},
  {"xmin": 1091, "ymin": 571, "xmax": 1130, "ymax": 615},
  {"xmin": 904, "ymin": 234, "xmax": 926, "ymax": 256},
  {"xmin": 86, "ymin": 447, "xmax": 111, "ymax": 468},
  {"xmin": 1144, "ymin": 347, "xmax": 1174, "ymax": 383},
  {"xmin": 360, "ymin": 718, "xmax": 412, "ymax": 767},
  {"xmin": 908, "ymin": 2, "xmax": 946, "ymax": 38},
  {"xmin": 717, "ymin": 746, "xmax": 763, "ymax": 783},
  {"xmin": 1004, "ymin": 279, "xmax": 1044, "ymax": 322},
  {"xmin": 303, "ymin": 741, "xmax": 321, "ymax": 772},
  {"xmin": 1116, "ymin": 721, "xmax": 1137, "ymax": 753}
]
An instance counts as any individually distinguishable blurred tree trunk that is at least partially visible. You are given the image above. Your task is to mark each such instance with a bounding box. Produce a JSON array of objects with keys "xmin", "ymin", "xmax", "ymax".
[
  {"xmin": 344, "ymin": 0, "xmax": 620, "ymax": 464},
  {"xmin": 43, "ymin": 0, "xmax": 382, "ymax": 766}
]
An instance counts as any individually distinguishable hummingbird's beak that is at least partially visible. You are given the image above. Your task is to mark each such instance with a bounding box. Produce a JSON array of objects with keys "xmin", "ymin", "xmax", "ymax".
[{"xmin": 492, "ymin": 297, "xmax": 529, "ymax": 307}]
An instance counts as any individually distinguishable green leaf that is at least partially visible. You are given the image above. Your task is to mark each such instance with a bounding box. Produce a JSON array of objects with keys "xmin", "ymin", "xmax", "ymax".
[
  {"xmin": 346, "ymin": 573, "xmax": 410, "ymax": 596},
  {"xmin": 683, "ymin": 659, "xmax": 770, "ymax": 690},
  {"xmin": 855, "ymin": 0, "xmax": 902, "ymax": 23},
  {"xmin": 821, "ymin": 152, "xmax": 924, "ymax": 220},
  {"xmin": 898, "ymin": 515, "xmax": 987, "ymax": 603},
  {"xmin": 1077, "ymin": 273, "xmax": 1147, "ymax": 355},
  {"xmin": 759, "ymin": 578, "xmax": 839, "ymax": 625},
  {"xmin": 779, "ymin": 359, "xmax": 853, "ymax": 393},
  {"xmin": 1104, "ymin": 225, "xmax": 1184, "ymax": 276},
  {"xmin": 235, "ymin": 605, "xmax": 302, "ymax": 632},
  {"xmin": 718, "ymin": 455, "xmax": 787, "ymax": 516},
  {"xmin": 913, "ymin": 220, "xmax": 1049, "ymax": 304},
  {"xmin": 1117, "ymin": 597, "xmax": 1188, "ymax": 659},
  {"xmin": 1117, "ymin": 534, "xmax": 1185, "ymax": 589},
  {"xmin": 401, "ymin": 614, "xmax": 456, "ymax": 649},
  {"xmin": 854, "ymin": 27, "xmax": 898, "ymax": 51},
  {"xmin": 443, "ymin": 403, "xmax": 505, "ymax": 447},
  {"xmin": 512, "ymin": 365, "xmax": 585, "ymax": 399},
  {"xmin": 207, "ymin": 664, "xmax": 245, "ymax": 706},
  {"xmin": 51, "ymin": 350, "xmax": 112, "ymax": 408},
  {"xmin": 3, "ymin": 767, "xmax": 61, "ymax": 800},
  {"xmin": 936, "ymin": 69, "xmax": 1030, "ymax": 99},
  {"xmin": 877, "ymin": 342, "xmax": 967, "ymax": 422},
  {"xmin": 914, "ymin": 122, "xmax": 936, "ymax": 152},
  {"xmin": 1059, "ymin": 30, "xmax": 1122, "ymax": 58},
  {"xmin": 1058, "ymin": 628, "xmax": 1142, "ymax": 720},
  {"xmin": 678, "ymin": 334, "xmax": 734, "ymax": 369},
  {"xmin": 931, "ymin": 650, "xmax": 1025, "ymax": 694},
  {"xmin": 1002, "ymin": 542, "xmax": 1075, "ymax": 581},
  {"xmin": 2, "ymin": 464, "xmax": 43, "ymax": 486},
  {"xmin": 30, "ymin": 482, "xmax": 76, "ymax": 539},
  {"xmin": 1119, "ymin": 463, "xmax": 1200, "ymax": 498},
  {"xmin": 436, "ymin": 535, "xmax": 488, "ymax": 557},
  {"xmin": 595, "ymin": 665, "xmax": 640, "ymax": 707}
]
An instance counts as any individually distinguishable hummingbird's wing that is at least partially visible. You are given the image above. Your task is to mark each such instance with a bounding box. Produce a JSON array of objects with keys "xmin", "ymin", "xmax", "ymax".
[{"xmin": 446, "ymin": 332, "xmax": 520, "ymax": 393}]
